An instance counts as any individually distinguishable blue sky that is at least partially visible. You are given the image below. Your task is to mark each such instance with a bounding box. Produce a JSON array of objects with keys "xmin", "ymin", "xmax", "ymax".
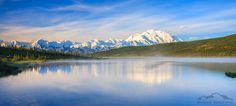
[{"xmin": 0, "ymin": 0, "xmax": 236, "ymax": 42}]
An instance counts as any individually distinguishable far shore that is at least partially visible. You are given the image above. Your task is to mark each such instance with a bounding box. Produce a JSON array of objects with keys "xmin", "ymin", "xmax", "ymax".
[{"xmin": 2, "ymin": 56, "xmax": 236, "ymax": 77}]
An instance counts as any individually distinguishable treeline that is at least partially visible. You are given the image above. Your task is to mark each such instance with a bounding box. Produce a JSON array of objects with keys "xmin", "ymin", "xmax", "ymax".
[
  {"xmin": 6, "ymin": 55, "xmax": 47, "ymax": 62},
  {"xmin": 0, "ymin": 46, "xmax": 85, "ymax": 62}
]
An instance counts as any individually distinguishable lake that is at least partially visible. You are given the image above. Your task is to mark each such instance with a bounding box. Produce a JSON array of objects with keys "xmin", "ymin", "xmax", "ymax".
[{"xmin": 0, "ymin": 57, "xmax": 236, "ymax": 106}]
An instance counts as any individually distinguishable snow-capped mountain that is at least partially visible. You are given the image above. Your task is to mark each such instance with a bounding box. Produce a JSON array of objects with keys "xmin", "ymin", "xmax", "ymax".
[
  {"xmin": 0, "ymin": 29, "xmax": 182, "ymax": 54},
  {"xmin": 0, "ymin": 40, "xmax": 31, "ymax": 49},
  {"xmin": 31, "ymin": 39, "xmax": 74, "ymax": 52},
  {"xmin": 126, "ymin": 29, "xmax": 180, "ymax": 46}
]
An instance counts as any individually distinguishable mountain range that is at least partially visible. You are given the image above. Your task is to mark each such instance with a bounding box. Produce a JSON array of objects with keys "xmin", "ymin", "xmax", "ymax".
[
  {"xmin": 92, "ymin": 34, "xmax": 236, "ymax": 57},
  {"xmin": 0, "ymin": 29, "xmax": 182, "ymax": 54}
]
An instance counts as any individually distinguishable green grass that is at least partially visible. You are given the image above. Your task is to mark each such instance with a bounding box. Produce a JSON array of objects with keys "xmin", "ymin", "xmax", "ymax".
[
  {"xmin": 0, "ymin": 47, "xmax": 90, "ymax": 77},
  {"xmin": 0, "ymin": 61, "xmax": 22, "ymax": 77},
  {"xmin": 91, "ymin": 34, "xmax": 236, "ymax": 57}
]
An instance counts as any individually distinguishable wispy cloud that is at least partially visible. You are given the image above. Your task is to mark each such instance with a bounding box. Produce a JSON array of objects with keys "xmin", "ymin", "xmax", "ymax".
[
  {"xmin": 0, "ymin": 0, "xmax": 236, "ymax": 41},
  {"xmin": 44, "ymin": 0, "xmax": 133, "ymax": 14},
  {"xmin": 0, "ymin": 12, "xmax": 168, "ymax": 41},
  {"xmin": 51, "ymin": 4, "xmax": 116, "ymax": 12}
]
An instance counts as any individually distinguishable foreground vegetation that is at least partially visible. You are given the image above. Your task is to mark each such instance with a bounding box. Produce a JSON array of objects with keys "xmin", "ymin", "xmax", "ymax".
[
  {"xmin": 0, "ymin": 61, "xmax": 29, "ymax": 77},
  {"xmin": 92, "ymin": 34, "xmax": 236, "ymax": 57},
  {"xmin": 0, "ymin": 47, "xmax": 87, "ymax": 77},
  {"xmin": 225, "ymin": 72, "xmax": 236, "ymax": 78}
]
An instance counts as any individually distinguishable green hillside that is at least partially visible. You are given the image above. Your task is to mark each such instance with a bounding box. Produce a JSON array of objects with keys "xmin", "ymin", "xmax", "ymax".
[{"xmin": 92, "ymin": 34, "xmax": 236, "ymax": 57}]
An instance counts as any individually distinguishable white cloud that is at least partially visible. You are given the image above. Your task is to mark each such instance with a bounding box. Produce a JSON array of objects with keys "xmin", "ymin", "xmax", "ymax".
[
  {"xmin": 0, "ymin": 1, "xmax": 236, "ymax": 41},
  {"xmin": 52, "ymin": 4, "xmax": 114, "ymax": 12},
  {"xmin": 46, "ymin": 0, "xmax": 133, "ymax": 14}
]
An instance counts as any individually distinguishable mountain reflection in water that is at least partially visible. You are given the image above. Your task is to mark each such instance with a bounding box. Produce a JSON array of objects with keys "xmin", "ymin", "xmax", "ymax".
[
  {"xmin": 0, "ymin": 58, "xmax": 236, "ymax": 106},
  {"xmin": 30, "ymin": 61, "xmax": 182, "ymax": 85}
]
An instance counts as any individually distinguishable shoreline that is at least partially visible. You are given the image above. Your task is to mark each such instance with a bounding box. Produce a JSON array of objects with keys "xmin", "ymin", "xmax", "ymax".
[
  {"xmin": 0, "ymin": 57, "xmax": 100, "ymax": 77},
  {"xmin": 1, "ymin": 56, "xmax": 236, "ymax": 77},
  {"xmin": 0, "ymin": 60, "xmax": 43, "ymax": 77}
]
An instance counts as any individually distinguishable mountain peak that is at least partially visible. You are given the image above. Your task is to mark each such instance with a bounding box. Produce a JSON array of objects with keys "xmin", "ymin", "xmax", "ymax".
[
  {"xmin": 146, "ymin": 29, "xmax": 156, "ymax": 33},
  {"xmin": 0, "ymin": 29, "xmax": 182, "ymax": 54},
  {"xmin": 126, "ymin": 29, "xmax": 179, "ymax": 46},
  {"xmin": 36, "ymin": 38, "xmax": 47, "ymax": 42}
]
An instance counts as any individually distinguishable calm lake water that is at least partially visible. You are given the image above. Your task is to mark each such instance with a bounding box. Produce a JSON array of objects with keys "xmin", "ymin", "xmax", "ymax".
[{"xmin": 0, "ymin": 57, "xmax": 236, "ymax": 106}]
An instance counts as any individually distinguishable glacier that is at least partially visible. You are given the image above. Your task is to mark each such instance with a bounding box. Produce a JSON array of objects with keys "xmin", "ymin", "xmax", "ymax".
[{"xmin": 0, "ymin": 29, "xmax": 182, "ymax": 54}]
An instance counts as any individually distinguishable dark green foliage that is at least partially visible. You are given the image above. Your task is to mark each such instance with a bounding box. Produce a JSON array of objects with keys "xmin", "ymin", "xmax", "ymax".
[
  {"xmin": 0, "ymin": 47, "xmax": 88, "ymax": 77},
  {"xmin": 225, "ymin": 72, "xmax": 236, "ymax": 78},
  {"xmin": 0, "ymin": 47, "xmax": 86, "ymax": 62},
  {"xmin": 92, "ymin": 34, "xmax": 236, "ymax": 57},
  {"xmin": 0, "ymin": 61, "xmax": 19, "ymax": 77}
]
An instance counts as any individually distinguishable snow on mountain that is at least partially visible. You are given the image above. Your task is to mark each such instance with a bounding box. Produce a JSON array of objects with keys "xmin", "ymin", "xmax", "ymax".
[
  {"xmin": 0, "ymin": 29, "xmax": 182, "ymax": 54},
  {"xmin": 32, "ymin": 39, "xmax": 75, "ymax": 52},
  {"xmin": 0, "ymin": 40, "xmax": 31, "ymax": 48},
  {"xmin": 70, "ymin": 39, "xmax": 126, "ymax": 54},
  {"xmin": 0, "ymin": 40, "xmax": 7, "ymax": 47},
  {"xmin": 126, "ymin": 29, "xmax": 179, "ymax": 46},
  {"xmin": 11, "ymin": 40, "xmax": 31, "ymax": 48}
]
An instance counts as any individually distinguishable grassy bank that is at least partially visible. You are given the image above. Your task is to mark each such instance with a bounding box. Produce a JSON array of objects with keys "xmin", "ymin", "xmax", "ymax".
[
  {"xmin": 91, "ymin": 34, "xmax": 236, "ymax": 57},
  {"xmin": 0, "ymin": 60, "xmax": 50, "ymax": 77},
  {"xmin": 0, "ymin": 47, "xmax": 89, "ymax": 77},
  {"xmin": 0, "ymin": 61, "xmax": 33, "ymax": 77}
]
